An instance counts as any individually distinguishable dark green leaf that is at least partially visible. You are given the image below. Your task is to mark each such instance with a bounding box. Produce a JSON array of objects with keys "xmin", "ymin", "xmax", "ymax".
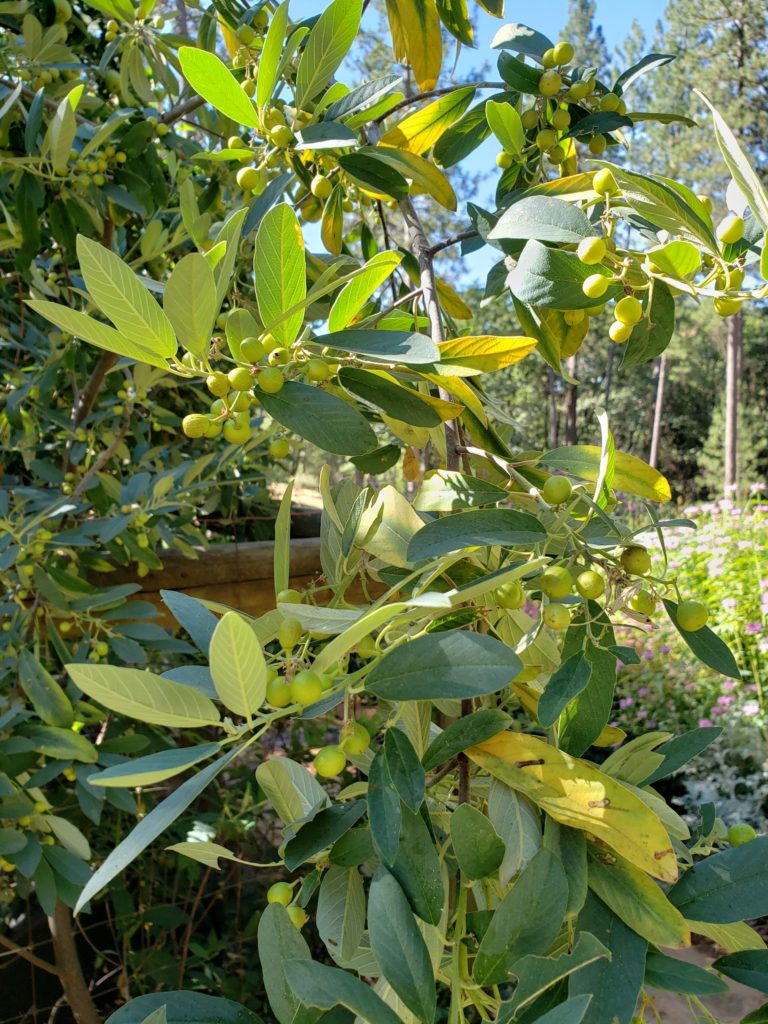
[
  {"xmin": 497, "ymin": 52, "xmax": 544, "ymax": 94},
  {"xmin": 368, "ymin": 750, "xmax": 401, "ymax": 867},
  {"xmin": 330, "ymin": 828, "xmax": 374, "ymax": 867},
  {"xmin": 366, "ymin": 631, "xmax": 522, "ymax": 701},
  {"xmin": 339, "ymin": 368, "xmax": 441, "ymax": 426},
  {"xmin": 413, "ymin": 471, "xmax": 507, "ymax": 511},
  {"xmin": 383, "ymin": 729, "xmax": 425, "ymax": 812},
  {"xmin": 529, "ymin": 997, "xmax": 592, "ymax": 1024},
  {"xmin": 712, "ymin": 951, "xmax": 768, "ymax": 993},
  {"xmin": 422, "ymin": 709, "xmax": 511, "ymax": 771},
  {"xmin": 0, "ymin": 828, "xmax": 27, "ymax": 855},
  {"xmin": 161, "ymin": 590, "xmax": 218, "ymax": 655},
  {"xmin": 260, "ymin": 382, "xmax": 376, "ymax": 457},
  {"xmin": 284, "ymin": 960, "xmax": 401, "ymax": 1024},
  {"xmin": 644, "ymin": 950, "xmax": 728, "ymax": 995},
  {"xmin": 369, "ymin": 872, "xmax": 436, "ymax": 1023},
  {"xmin": 614, "ymin": 53, "xmax": 676, "ymax": 93},
  {"xmin": 326, "ymin": 75, "xmax": 403, "ymax": 121},
  {"xmin": 663, "ymin": 600, "xmax": 741, "ymax": 680},
  {"xmin": 351, "ymin": 444, "xmax": 401, "ymax": 474},
  {"xmin": 508, "ymin": 240, "xmax": 622, "ymax": 310},
  {"xmin": 563, "ymin": 112, "xmax": 633, "ymax": 139},
  {"xmin": 407, "ymin": 508, "xmax": 546, "ymax": 561},
  {"xmin": 669, "ymin": 836, "xmax": 768, "ymax": 923},
  {"xmin": 283, "ymin": 802, "xmax": 367, "ymax": 871},
  {"xmin": 338, "ymin": 152, "xmax": 409, "ymax": 200},
  {"xmin": 18, "ymin": 650, "xmax": 74, "ymax": 727},
  {"xmin": 641, "ymin": 727, "xmax": 723, "ymax": 786},
  {"xmin": 560, "ymin": 608, "xmax": 617, "ymax": 756},
  {"xmin": 538, "ymin": 654, "xmax": 592, "ymax": 729},
  {"xmin": 106, "ymin": 993, "xmax": 264, "ymax": 1024},
  {"xmin": 434, "ymin": 99, "xmax": 493, "ymax": 168},
  {"xmin": 315, "ymin": 329, "xmax": 438, "ymax": 365},
  {"xmin": 621, "ymin": 282, "xmax": 675, "ymax": 367},
  {"xmin": 257, "ymin": 905, "xmax": 320, "ymax": 1024},
  {"xmin": 391, "ymin": 805, "xmax": 444, "ymax": 925},
  {"xmin": 450, "ymin": 804, "xmax": 505, "ymax": 881}
]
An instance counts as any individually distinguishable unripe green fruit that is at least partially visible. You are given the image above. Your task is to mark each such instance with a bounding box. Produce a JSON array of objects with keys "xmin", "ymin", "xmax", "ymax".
[
  {"xmin": 615, "ymin": 295, "xmax": 643, "ymax": 325},
  {"xmin": 223, "ymin": 420, "xmax": 251, "ymax": 444},
  {"xmin": 521, "ymin": 108, "xmax": 539, "ymax": 130},
  {"xmin": 182, "ymin": 414, "xmax": 209, "ymax": 438},
  {"xmin": 716, "ymin": 213, "xmax": 744, "ymax": 245},
  {"xmin": 268, "ymin": 347, "xmax": 290, "ymax": 366},
  {"xmin": 620, "ymin": 545, "xmax": 651, "ymax": 576},
  {"xmin": 542, "ymin": 47, "xmax": 556, "ymax": 68},
  {"xmin": 204, "ymin": 419, "xmax": 223, "ymax": 438},
  {"xmin": 264, "ymin": 106, "xmax": 285, "ymax": 129},
  {"xmin": 270, "ymin": 125, "xmax": 293, "ymax": 148},
  {"xmin": 236, "ymin": 23, "xmax": 255, "ymax": 44},
  {"xmin": 267, "ymin": 881, "xmax": 293, "ymax": 905},
  {"xmin": 543, "ymin": 604, "xmax": 571, "ymax": 630},
  {"xmin": 314, "ymin": 745, "xmax": 346, "ymax": 778},
  {"xmin": 266, "ymin": 677, "xmax": 292, "ymax": 707},
  {"xmin": 278, "ymin": 616, "xmax": 303, "ymax": 650},
  {"xmin": 356, "ymin": 635, "xmax": 377, "ymax": 659},
  {"xmin": 552, "ymin": 41, "xmax": 574, "ymax": 65},
  {"xmin": 696, "ymin": 194, "xmax": 713, "ymax": 215},
  {"xmin": 228, "ymin": 136, "xmax": 246, "ymax": 150},
  {"xmin": 547, "ymin": 144, "xmax": 566, "ymax": 164},
  {"xmin": 568, "ymin": 81, "xmax": 590, "ymax": 100},
  {"xmin": 583, "ymin": 273, "xmax": 609, "ymax": 299},
  {"xmin": 240, "ymin": 337, "xmax": 265, "ymax": 362},
  {"xmin": 310, "ymin": 174, "xmax": 332, "ymax": 199},
  {"xmin": 241, "ymin": 79, "xmax": 256, "ymax": 97},
  {"xmin": 577, "ymin": 236, "xmax": 606, "ymax": 265},
  {"xmin": 207, "ymin": 372, "xmax": 230, "ymax": 397},
  {"xmin": 539, "ymin": 71, "xmax": 562, "ymax": 96},
  {"xmin": 539, "ymin": 566, "xmax": 574, "ymax": 599},
  {"xmin": 494, "ymin": 580, "xmax": 525, "ymax": 609},
  {"xmin": 306, "ymin": 358, "xmax": 330, "ymax": 382},
  {"xmin": 229, "ymin": 391, "xmax": 251, "ymax": 412},
  {"xmin": 677, "ymin": 599, "xmax": 709, "ymax": 632},
  {"xmin": 496, "ymin": 151, "xmax": 514, "ymax": 169},
  {"xmin": 541, "ymin": 475, "xmax": 573, "ymax": 505},
  {"xmin": 725, "ymin": 266, "xmax": 745, "ymax": 290},
  {"xmin": 277, "ymin": 588, "xmax": 302, "ymax": 604},
  {"xmin": 588, "ymin": 135, "xmax": 607, "ymax": 155},
  {"xmin": 728, "ymin": 823, "xmax": 757, "ymax": 846},
  {"xmin": 269, "ymin": 437, "xmax": 290, "ymax": 458},
  {"xmin": 629, "ymin": 590, "xmax": 656, "ymax": 616},
  {"xmin": 536, "ymin": 128, "xmax": 557, "ymax": 151},
  {"xmin": 228, "ymin": 367, "xmax": 253, "ymax": 391},
  {"xmin": 342, "ymin": 722, "xmax": 371, "ymax": 755},
  {"xmin": 599, "ymin": 92, "xmax": 620, "ymax": 112},
  {"xmin": 258, "ymin": 367, "xmax": 284, "ymax": 393},
  {"xmin": 287, "ymin": 906, "xmax": 308, "ymax": 929},
  {"xmin": 290, "ymin": 669, "xmax": 323, "ymax": 706},
  {"xmin": 714, "ymin": 296, "xmax": 741, "ymax": 317},
  {"xmin": 236, "ymin": 167, "xmax": 261, "ymax": 192},
  {"xmin": 576, "ymin": 570, "xmax": 604, "ymax": 600},
  {"xmin": 551, "ymin": 108, "xmax": 571, "ymax": 131},
  {"xmin": 593, "ymin": 168, "xmax": 619, "ymax": 196},
  {"xmin": 609, "ymin": 320, "xmax": 632, "ymax": 344}
]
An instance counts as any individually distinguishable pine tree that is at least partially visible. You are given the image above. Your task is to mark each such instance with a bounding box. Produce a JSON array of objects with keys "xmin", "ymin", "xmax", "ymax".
[{"xmin": 561, "ymin": 0, "xmax": 609, "ymax": 73}]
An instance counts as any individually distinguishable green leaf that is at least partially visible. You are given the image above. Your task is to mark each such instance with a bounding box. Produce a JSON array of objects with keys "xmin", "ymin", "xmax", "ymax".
[
  {"xmin": 337, "ymin": 151, "xmax": 409, "ymax": 200},
  {"xmin": 413, "ymin": 470, "xmax": 507, "ymax": 511},
  {"xmin": 391, "ymin": 804, "xmax": 444, "ymax": 925},
  {"xmin": 713, "ymin": 951, "xmax": 768, "ymax": 993},
  {"xmin": 544, "ymin": 820, "xmax": 587, "ymax": 918},
  {"xmin": 490, "ymin": 196, "xmax": 592, "ymax": 245},
  {"xmin": 614, "ymin": 52, "xmax": 675, "ymax": 93},
  {"xmin": 538, "ymin": 654, "xmax": 592, "ymax": 728},
  {"xmin": 695, "ymin": 91, "xmax": 768, "ymax": 231},
  {"xmin": 369, "ymin": 871, "xmax": 436, "ymax": 1021},
  {"xmin": 255, "ymin": 203, "xmax": 306, "ymax": 347},
  {"xmin": 559, "ymin": 609, "xmax": 617, "ymax": 756},
  {"xmin": 620, "ymin": 281, "xmax": 675, "ymax": 367},
  {"xmin": 339, "ymin": 368, "xmax": 441, "ymax": 427},
  {"xmin": 25, "ymin": 302, "xmax": 171, "ymax": 370},
  {"xmin": 66, "ymin": 664, "xmax": 220, "ymax": 728},
  {"xmin": 18, "ymin": 650, "xmax": 74, "ymax": 727},
  {"xmin": 407, "ymin": 508, "xmax": 546, "ymax": 561},
  {"xmin": 317, "ymin": 865, "xmax": 365, "ymax": 965},
  {"xmin": 669, "ymin": 835, "xmax": 768, "ymax": 923},
  {"xmin": 383, "ymin": 729, "xmax": 425, "ymax": 812},
  {"xmin": 528, "ymin": 997, "xmax": 592, "ymax": 1024},
  {"xmin": 663, "ymin": 600, "xmax": 741, "ymax": 680},
  {"xmin": 21, "ymin": 725, "xmax": 98, "ymax": 763},
  {"xmin": 497, "ymin": 52, "xmax": 545, "ymax": 94},
  {"xmin": 568, "ymin": 893, "xmax": 647, "ymax": 1024},
  {"xmin": 257, "ymin": 905, "xmax": 320, "ymax": 1024},
  {"xmin": 256, "ymin": 0, "xmax": 289, "ymax": 109},
  {"xmin": 434, "ymin": 98, "xmax": 493, "ymax": 168},
  {"xmin": 328, "ymin": 252, "xmax": 403, "ymax": 332},
  {"xmin": 89, "ymin": 743, "xmax": 221, "ymax": 788},
  {"xmin": 0, "ymin": 829, "xmax": 27, "ymax": 856},
  {"xmin": 490, "ymin": 23, "xmax": 553, "ymax": 58},
  {"xmin": 316, "ymin": 328, "xmax": 438, "ymax": 365},
  {"xmin": 485, "ymin": 100, "xmax": 524, "ymax": 155},
  {"xmin": 326, "ymin": 75, "xmax": 403, "ymax": 121},
  {"xmin": 422, "ymin": 708, "xmax": 511, "ymax": 771},
  {"xmin": 352, "ymin": 444, "xmax": 401, "ymax": 474},
  {"xmin": 296, "ymin": 0, "xmax": 362, "ymax": 108},
  {"xmin": 643, "ymin": 950, "xmax": 728, "ymax": 995},
  {"xmin": 541, "ymin": 446, "xmax": 671, "ymax": 502},
  {"xmin": 106, "ymin": 992, "xmax": 264, "ymax": 1024},
  {"xmin": 256, "ymin": 757, "xmax": 328, "ymax": 831},
  {"xmin": 508, "ymin": 240, "xmax": 622, "ymax": 310},
  {"xmin": 274, "ymin": 480, "xmax": 293, "ymax": 598},
  {"xmin": 283, "ymin": 802, "xmax": 367, "ymax": 871},
  {"xmin": 641, "ymin": 727, "xmax": 722, "ymax": 786},
  {"xmin": 368, "ymin": 749, "xmax": 401, "ymax": 866},
  {"xmin": 450, "ymin": 804, "xmax": 505, "ymax": 881},
  {"xmin": 209, "ymin": 611, "xmax": 267, "ymax": 720},
  {"xmin": 284, "ymin": 959, "xmax": 401, "ymax": 1024},
  {"xmin": 366, "ymin": 631, "xmax": 522, "ymax": 701},
  {"xmin": 178, "ymin": 47, "xmax": 259, "ymax": 128},
  {"xmin": 646, "ymin": 240, "xmax": 701, "ymax": 278},
  {"xmin": 488, "ymin": 781, "xmax": 542, "ymax": 887},
  {"xmin": 76, "ymin": 236, "xmax": 176, "ymax": 357},
  {"xmin": 474, "ymin": 849, "xmax": 568, "ymax": 985},
  {"xmin": 75, "ymin": 745, "xmax": 242, "ymax": 914},
  {"xmin": 163, "ymin": 253, "xmax": 218, "ymax": 360},
  {"xmin": 260, "ymin": 381, "xmax": 376, "ymax": 456},
  {"xmin": 563, "ymin": 111, "xmax": 632, "ymax": 140}
]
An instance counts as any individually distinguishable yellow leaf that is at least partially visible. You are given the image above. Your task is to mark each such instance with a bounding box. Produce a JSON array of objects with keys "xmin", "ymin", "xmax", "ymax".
[
  {"xmin": 587, "ymin": 846, "xmax": 690, "ymax": 948},
  {"xmin": 543, "ymin": 445, "xmax": 672, "ymax": 502},
  {"xmin": 421, "ymin": 373, "xmax": 487, "ymax": 423},
  {"xmin": 380, "ymin": 86, "xmax": 475, "ymax": 154},
  {"xmin": 385, "ymin": 0, "xmax": 442, "ymax": 92},
  {"xmin": 522, "ymin": 172, "xmax": 597, "ymax": 201},
  {"xmin": 355, "ymin": 484, "xmax": 423, "ymax": 568},
  {"xmin": 687, "ymin": 920, "xmax": 766, "ymax": 953},
  {"xmin": 320, "ymin": 183, "xmax": 344, "ymax": 256},
  {"xmin": 220, "ymin": 19, "xmax": 239, "ymax": 58},
  {"xmin": 403, "ymin": 446, "xmax": 422, "ymax": 483},
  {"xmin": 438, "ymin": 335, "xmax": 538, "ymax": 375},
  {"xmin": 436, "ymin": 279, "xmax": 472, "ymax": 320},
  {"xmin": 467, "ymin": 732, "xmax": 678, "ymax": 882},
  {"xmin": 381, "ymin": 415, "xmax": 431, "ymax": 448},
  {"xmin": 593, "ymin": 724, "xmax": 626, "ymax": 747},
  {"xmin": 376, "ymin": 145, "xmax": 457, "ymax": 210}
]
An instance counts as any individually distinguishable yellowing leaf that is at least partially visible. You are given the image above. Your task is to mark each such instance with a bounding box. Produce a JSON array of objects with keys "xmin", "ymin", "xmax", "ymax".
[
  {"xmin": 593, "ymin": 724, "xmax": 626, "ymax": 747},
  {"xmin": 467, "ymin": 733, "xmax": 678, "ymax": 882},
  {"xmin": 421, "ymin": 373, "xmax": 487, "ymax": 423},
  {"xmin": 220, "ymin": 18, "xmax": 239, "ymax": 58},
  {"xmin": 385, "ymin": 0, "xmax": 442, "ymax": 92},
  {"xmin": 375, "ymin": 145, "xmax": 457, "ymax": 210},
  {"xmin": 380, "ymin": 86, "xmax": 475, "ymax": 154},
  {"xmin": 356, "ymin": 484, "xmax": 423, "ymax": 568},
  {"xmin": 436, "ymin": 279, "xmax": 472, "ymax": 320},
  {"xmin": 321, "ymin": 183, "xmax": 344, "ymax": 256},
  {"xmin": 438, "ymin": 335, "xmax": 538, "ymax": 375},
  {"xmin": 541, "ymin": 445, "xmax": 672, "ymax": 502},
  {"xmin": 381, "ymin": 414, "xmax": 430, "ymax": 448},
  {"xmin": 687, "ymin": 919, "xmax": 766, "ymax": 953}
]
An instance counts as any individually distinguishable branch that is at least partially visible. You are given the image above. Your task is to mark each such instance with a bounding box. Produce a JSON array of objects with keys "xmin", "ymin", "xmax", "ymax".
[
  {"xmin": 69, "ymin": 406, "xmax": 132, "ymax": 502},
  {"xmin": 0, "ymin": 933, "xmax": 63, "ymax": 977},
  {"xmin": 371, "ymin": 81, "xmax": 505, "ymax": 125},
  {"xmin": 160, "ymin": 94, "xmax": 205, "ymax": 126},
  {"xmin": 48, "ymin": 901, "xmax": 102, "ymax": 1024},
  {"xmin": 427, "ymin": 229, "xmax": 479, "ymax": 257}
]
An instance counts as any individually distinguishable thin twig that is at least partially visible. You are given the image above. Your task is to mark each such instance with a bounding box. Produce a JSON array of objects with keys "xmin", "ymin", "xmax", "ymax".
[
  {"xmin": 427, "ymin": 229, "xmax": 479, "ymax": 257},
  {"xmin": 160, "ymin": 94, "xmax": 205, "ymax": 126},
  {"xmin": 371, "ymin": 81, "xmax": 505, "ymax": 125},
  {"xmin": 177, "ymin": 866, "xmax": 213, "ymax": 986},
  {"xmin": 68, "ymin": 406, "xmax": 132, "ymax": 503},
  {"xmin": 365, "ymin": 287, "xmax": 423, "ymax": 326},
  {"xmin": 426, "ymin": 757, "xmax": 459, "ymax": 788},
  {"xmin": 0, "ymin": 934, "xmax": 62, "ymax": 977}
]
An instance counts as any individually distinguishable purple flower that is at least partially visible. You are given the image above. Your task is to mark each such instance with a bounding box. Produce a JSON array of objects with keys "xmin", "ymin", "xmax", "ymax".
[
  {"xmin": 750, "ymin": 482, "xmax": 766, "ymax": 493},
  {"xmin": 698, "ymin": 718, "xmax": 714, "ymax": 728},
  {"xmin": 636, "ymin": 709, "xmax": 648, "ymax": 719},
  {"xmin": 711, "ymin": 706, "xmax": 724, "ymax": 716},
  {"xmin": 746, "ymin": 622, "xmax": 763, "ymax": 634},
  {"xmin": 642, "ymin": 650, "xmax": 654, "ymax": 661},
  {"xmin": 660, "ymin": 645, "xmax": 671, "ymax": 654},
  {"xmin": 619, "ymin": 697, "xmax": 634, "ymax": 709},
  {"xmin": 717, "ymin": 695, "xmax": 735, "ymax": 706},
  {"xmin": 742, "ymin": 700, "xmax": 761, "ymax": 717},
  {"xmin": 722, "ymin": 680, "xmax": 737, "ymax": 691},
  {"xmin": 638, "ymin": 687, "xmax": 650, "ymax": 696}
]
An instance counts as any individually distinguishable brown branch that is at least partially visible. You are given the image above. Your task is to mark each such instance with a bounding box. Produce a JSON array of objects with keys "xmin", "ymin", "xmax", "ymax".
[
  {"xmin": 69, "ymin": 405, "xmax": 132, "ymax": 502},
  {"xmin": 0, "ymin": 933, "xmax": 63, "ymax": 977},
  {"xmin": 457, "ymin": 699, "xmax": 473, "ymax": 804},
  {"xmin": 177, "ymin": 866, "xmax": 213, "ymax": 986},
  {"xmin": 47, "ymin": 901, "xmax": 103, "ymax": 1024},
  {"xmin": 426, "ymin": 757, "xmax": 459, "ymax": 789},
  {"xmin": 371, "ymin": 81, "xmax": 505, "ymax": 125},
  {"xmin": 160, "ymin": 94, "xmax": 205, "ymax": 126},
  {"xmin": 427, "ymin": 229, "xmax": 479, "ymax": 257}
]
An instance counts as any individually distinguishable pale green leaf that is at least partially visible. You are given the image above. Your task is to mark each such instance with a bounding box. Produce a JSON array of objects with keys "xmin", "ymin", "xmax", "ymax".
[
  {"xmin": 257, "ymin": 1, "xmax": 290, "ymax": 109},
  {"xmin": 163, "ymin": 253, "xmax": 218, "ymax": 359},
  {"xmin": 209, "ymin": 611, "xmax": 267, "ymax": 719},
  {"xmin": 328, "ymin": 252, "xmax": 403, "ymax": 332},
  {"xmin": 179, "ymin": 46, "xmax": 260, "ymax": 129},
  {"xmin": 255, "ymin": 204, "xmax": 306, "ymax": 347},
  {"xmin": 296, "ymin": 0, "xmax": 362, "ymax": 109}
]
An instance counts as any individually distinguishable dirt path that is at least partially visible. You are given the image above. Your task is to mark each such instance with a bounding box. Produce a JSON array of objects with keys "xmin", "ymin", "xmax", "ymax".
[{"xmin": 648, "ymin": 947, "xmax": 764, "ymax": 1022}]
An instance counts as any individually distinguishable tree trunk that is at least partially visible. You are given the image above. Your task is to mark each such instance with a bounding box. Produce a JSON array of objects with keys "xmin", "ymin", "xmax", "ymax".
[
  {"xmin": 724, "ymin": 309, "xmax": 742, "ymax": 493},
  {"xmin": 649, "ymin": 353, "xmax": 668, "ymax": 470},
  {"xmin": 547, "ymin": 368, "xmax": 558, "ymax": 448},
  {"xmin": 47, "ymin": 901, "xmax": 102, "ymax": 1024},
  {"xmin": 564, "ymin": 355, "xmax": 578, "ymax": 445}
]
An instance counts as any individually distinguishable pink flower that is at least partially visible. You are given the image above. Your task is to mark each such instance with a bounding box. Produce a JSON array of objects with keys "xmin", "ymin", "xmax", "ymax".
[
  {"xmin": 698, "ymin": 718, "xmax": 714, "ymax": 728},
  {"xmin": 619, "ymin": 697, "xmax": 634, "ymax": 709},
  {"xmin": 742, "ymin": 700, "xmax": 761, "ymax": 716},
  {"xmin": 638, "ymin": 687, "xmax": 650, "ymax": 696},
  {"xmin": 723, "ymin": 597, "xmax": 738, "ymax": 609},
  {"xmin": 746, "ymin": 623, "xmax": 763, "ymax": 634},
  {"xmin": 636, "ymin": 709, "xmax": 648, "ymax": 719}
]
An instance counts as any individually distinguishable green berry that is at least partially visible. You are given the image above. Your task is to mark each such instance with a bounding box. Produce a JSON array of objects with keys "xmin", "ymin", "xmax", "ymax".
[
  {"xmin": 539, "ymin": 71, "xmax": 562, "ymax": 96},
  {"xmin": 313, "ymin": 745, "xmax": 346, "ymax": 778},
  {"xmin": 240, "ymin": 337, "xmax": 265, "ymax": 362},
  {"xmin": 182, "ymin": 414, "xmax": 209, "ymax": 438},
  {"xmin": 576, "ymin": 570, "xmax": 604, "ymax": 600},
  {"xmin": 593, "ymin": 168, "xmax": 619, "ymax": 196},
  {"xmin": 541, "ymin": 475, "xmax": 572, "ymax": 505},
  {"xmin": 278, "ymin": 616, "xmax": 303, "ymax": 651},
  {"xmin": 577, "ymin": 236, "xmax": 606, "ymax": 265},
  {"xmin": 676, "ymin": 600, "xmax": 709, "ymax": 632},
  {"xmin": 277, "ymin": 588, "xmax": 302, "ymax": 604},
  {"xmin": 494, "ymin": 580, "xmax": 525, "ymax": 609},
  {"xmin": 306, "ymin": 358, "xmax": 330, "ymax": 382},
  {"xmin": 714, "ymin": 296, "xmax": 742, "ymax": 317},
  {"xmin": 207, "ymin": 372, "xmax": 230, "ymax": 397},
  {"xmin": 583, "ymin": 273, "xmax": 609, "ymax": 299},
  {"xmin": 543, "ymin": 604, "xmax": 570, "ymax": 630},
  {"xmin": 728, "ymin": 823, "xmax": 757, "ymax": 846},
  {"xmin": 620, "ymin": 545, "xmax": 651, "ymax": 576},
  {"xmin": 629, "ymin": 590, "xmax": 656, "ymax": 616},
  {"xmin": 539, "ymin": 566, "xmax": 574, "ymax": 600},
  {"xmin": 310, "ymin": 174, "xmax": 332, "ymax": 199},
  {"xmin": 599, "ymin": 92, "xmax": 620, "ymax": 112},
  {"xmin": 341, "ymin": 723, "xmax": 370, "ymax": 755},
  {"xmin": 551, "ymin": 108, "xmax": 571, "ymax": 131},
  {"xmin": 716, "ymin": 214, "xmax": 744, "ymax": 246},
  {"xmin": 552, "ymin": 41, "xmax": 574, "ymax": 65},
  {"xmin": 228, "ymin": 367, "xmax": 253, "ymax": 391},
  {"xmin": 615, "ymin": 295, "xmax": 643, "ymax": 325},
  {"xmin": 521, "ymin": 109, "xmax": 539, "ymax": 130},
  {"xmin": 267, "ymin": 881, "xmax": 293, "ymax": 905},
  {"xmin": 287, "ymin": 906, "xmax": 308, "ymax": 929},
  {"xmin": 290, "ymin": 669, "xmax": 323, "ymax": 707},
  {"xmin": 536, "ymin": 128, "xmax": 557, "ymax": 151},
  {"xmin": 236, "ymin": 23, "xmax": 255, "ymax": 44},
  {"xmin": 609, "ymin": 320, "xmax": 633, "ymax": 344},
  {"xmin": 266, "ymin": 677, "xmax": 292, "ymax": 707},
  {"xmin": 588, "ymin": 135, "xmax": 607, "ymax": 155},
  {"xmin": 223, "ymin": 420, "xmax": 251, "ymax": 444},
  {"xmin": 269, "ymin": 437, "xmax": 290, "ymax": 458},
  {"xmin": 258, "ymin": 367, "xmax": 284, "ymax": 393},
  {"xmin": 496, "ymin": 151, "xmax": 514, "ymax": 169},
  {"xmin": 236, "ymin": 167, "xmax": 261, "ymax": 191}
]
